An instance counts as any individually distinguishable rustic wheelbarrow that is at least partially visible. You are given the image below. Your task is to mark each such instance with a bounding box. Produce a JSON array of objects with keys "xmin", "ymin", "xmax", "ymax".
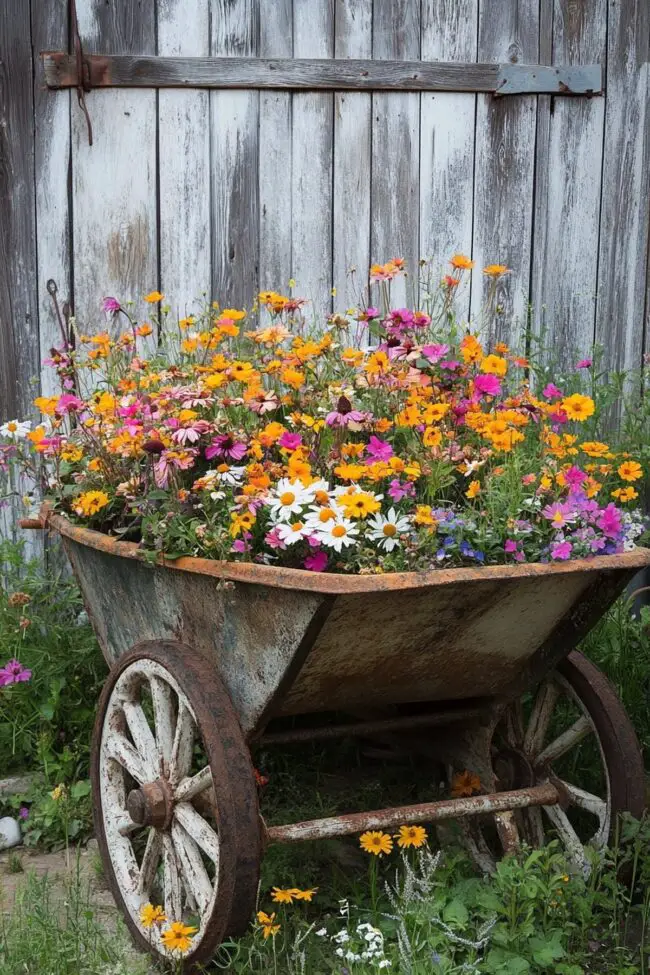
[{"xmin": 26, "ymin": 512, "xmax": 650, "ymax": 967}]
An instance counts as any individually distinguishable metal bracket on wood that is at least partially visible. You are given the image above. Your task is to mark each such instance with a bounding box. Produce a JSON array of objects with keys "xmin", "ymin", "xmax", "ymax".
[
  {"xmin": 70, "ymin": 0, "xmax": 93, "ymax": 145},
  {"xmin": 495, "ymin": 63, "xmax": 602, "ymax": 97}
]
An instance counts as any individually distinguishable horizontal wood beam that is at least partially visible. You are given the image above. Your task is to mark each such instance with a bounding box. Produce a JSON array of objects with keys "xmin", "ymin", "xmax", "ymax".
[{"xmin": 41, "ymin": 54, "xmax": 602, "ymax": 96}]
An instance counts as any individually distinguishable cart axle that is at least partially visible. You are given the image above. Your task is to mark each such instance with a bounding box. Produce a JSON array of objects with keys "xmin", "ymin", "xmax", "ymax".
[{"xmin": 265, "ymin": 783, "xmax": 559, "ymax": 845}]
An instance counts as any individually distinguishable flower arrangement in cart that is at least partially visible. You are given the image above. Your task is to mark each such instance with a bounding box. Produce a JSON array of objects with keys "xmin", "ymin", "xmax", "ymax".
[{"xmin": 2, "ymin": 256, "xmax": 647, "ymax": 573}]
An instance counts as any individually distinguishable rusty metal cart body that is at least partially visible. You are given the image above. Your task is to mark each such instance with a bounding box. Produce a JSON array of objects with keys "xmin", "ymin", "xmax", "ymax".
[{"xmin": 42, "ymin": 512, "xmax": 650, "ymax": 967}]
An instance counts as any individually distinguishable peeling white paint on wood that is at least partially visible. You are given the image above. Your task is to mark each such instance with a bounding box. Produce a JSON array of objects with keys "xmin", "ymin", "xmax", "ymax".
[
  {"xmin": 158, "ymin": 0, "xmax": 211, "ymax": 323},
  {"xmin": 291, "ymin": 0, "xmax": 334, "ymax": 317},
  {"xmin": 419, "ymin": 0, "xmax": 478, "ymax": 320}
]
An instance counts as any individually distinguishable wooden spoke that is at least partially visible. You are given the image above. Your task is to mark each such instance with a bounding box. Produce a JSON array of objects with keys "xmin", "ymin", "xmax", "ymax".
[
  {"xmin": 105, "ymin": 732, "xmax": 150, "ymax": 785},
  {"xmin": 523, "ymin": 681, "xmax": 559, "ymax": 758},
  {"xmin": 171, "ymin": 819, "xmax": 214, "ymax": 915},
  {"xmin": 122, "ymin": 701, "xmax": 157, "ymax": 773},
  {"xmin": 150, "ymin": 675, "xmax": 175, "ymax": 768},
  {"xmin": 174, "ymin": 801, "xmax": 220, "ymax": 866},
  {"xmin": 162, "ymin": 833, "xmax": 183, "ymax": 921},
  {"xmin": 560, "ymin": 780, "xmax": 608, "ymax": 822},
  {"xmin": 542, "ymin": 802, "xmax": 589, "ymax": 874},
  {"xmin": 536, "ymin": 715, "xmax": 592, "ymax": 767},
  {"xmin": 138, "ymin": 828, "xmax": 163, "ymax": 895},
  {"xmin": 174, "ymin": 766, "xmax": 213, "ymax": 803},
  {"xmin": 170, "ymin": 704, "xmax": 195, "ymax": 787}
]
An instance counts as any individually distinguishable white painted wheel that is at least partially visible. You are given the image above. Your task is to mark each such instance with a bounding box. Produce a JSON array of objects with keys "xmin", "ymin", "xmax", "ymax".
[{"xmin": 91, "ymin": 642, "xmax": 261, "ymax": 967}]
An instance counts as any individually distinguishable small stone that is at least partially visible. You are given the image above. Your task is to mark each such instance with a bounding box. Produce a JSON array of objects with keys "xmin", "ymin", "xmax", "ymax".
[
  {"xmin": 86, "ymin": 837, "xmax": 99, "ymax": 852},
  {"xmin": 0, "ymin": 817, "xmax": 22, "ymax": 850}
]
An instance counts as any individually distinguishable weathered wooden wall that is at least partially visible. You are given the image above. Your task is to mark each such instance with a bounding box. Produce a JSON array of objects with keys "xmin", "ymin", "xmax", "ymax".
[{"xmin": 1, "ymin": 0, "xmax": 649, "ymax": 414}]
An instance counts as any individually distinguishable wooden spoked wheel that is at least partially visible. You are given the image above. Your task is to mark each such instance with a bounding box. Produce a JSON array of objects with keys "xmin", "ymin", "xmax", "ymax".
[
  {"xmin": 492, "ymin": 650, "xmax": 644, "ymax": 872},
  {"xmin": 91, "ymin": 641, "xmax": 261, "ymax": 968}
]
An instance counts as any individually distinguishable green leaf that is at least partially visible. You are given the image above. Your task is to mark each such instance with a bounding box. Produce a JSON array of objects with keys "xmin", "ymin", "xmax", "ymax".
[
  {"xmin": 530, "ymin": 934, "xmax": 565, "ymax": 967},
  {"xmin": 70, "ymin": 779, "xmax": 91, "ymax": 800},
  {"xmin": 442, "ymin": 898, "xmax": 469, "ymax": 928}
]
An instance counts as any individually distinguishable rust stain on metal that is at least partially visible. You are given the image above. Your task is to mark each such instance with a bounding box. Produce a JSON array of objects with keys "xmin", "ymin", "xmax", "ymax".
[{"xmin": 265, "ymin": 783, "xmax": 559, "ymax": 844}]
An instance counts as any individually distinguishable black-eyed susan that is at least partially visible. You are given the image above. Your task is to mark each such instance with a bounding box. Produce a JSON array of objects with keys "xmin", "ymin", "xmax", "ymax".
[
  {"xmin": 359, "ymin": 831, "xmax": 393, "ymax": 856},
  {"xmin": 160, "ymin": 921, "xmax": 197, "ymax": 953},
  {"xmin": 394, "ymin": 825, "xmax": 428, "ymax": 849}
]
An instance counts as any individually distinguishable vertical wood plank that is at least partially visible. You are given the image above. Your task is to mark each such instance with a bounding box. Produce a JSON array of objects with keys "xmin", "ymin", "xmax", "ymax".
[
  {"xmin": 531, "ymin": 0, "xmax": 607, "ymax": 365},
  {"xmin": 420, "ymin": 0, "xmax": 478, "ymax": 319},
  {"xmin": 333, "ymin": 0, "xmax": 372, "ymax": 311},
  {"xmin": 471, "ymin": 1, "xmax": 538, "ymax": 347},
  {"xmin": 258, "ymin": 0, "xmax": 292, "ymax": 296},
  {"xmin": 210, "ymin": 0, "xmax": 259, "ymax": 310},
  {"xmin": 595, "ymin": 1, "xmax": 650, "ymax": 375},
  {"xmin": 72, "ymin": 1, "xmax": 158, "ymax": 330},
  {"xmin": 0, "ymin": 0, "xmax": 39, "ymax": 420},
  {"xmin": 371, "ymin": 0, "xmax": 420, "ymax": 309},
  {"xmin": 158, "ymin": 0, "xmax": 211, "ymax": 321},
  {"xmin": 292, "ymin": 0, "xmax": 334, "ymax": 316},
  {"xmin": 32, "ymin": 0, "xmax": 72, "ymax": 399}
]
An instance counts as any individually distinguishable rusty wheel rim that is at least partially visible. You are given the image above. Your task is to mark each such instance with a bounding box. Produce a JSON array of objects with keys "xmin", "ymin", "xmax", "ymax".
[
  {"xmin": 91, "ymin": 642, "xmax": 261, "ymax": 967},
  {"xmin": 497, "ymin": 651, "xmax": 644, "ymax": 872}
]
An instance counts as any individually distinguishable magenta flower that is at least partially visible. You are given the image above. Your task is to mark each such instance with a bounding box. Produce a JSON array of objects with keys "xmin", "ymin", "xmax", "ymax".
[
  {"xmin": 564, "ymin": 466, "xmax": 586, "ymax": 488},
  {"xmin": 304, "ymin": 550, "xmax": 328, "ymax": 572},
  {"xmin": 0, "ymin": 659, "xmax": 32, "ymax": 687},
  {"xmin": 205, "ymin": 434, "xmax": 248, "ymax": 461},
  {"xmin": 278, "ymin": 432, "xmax": 302, "ymax": 451},
  {"xmin": 597, "ymin": 503, "xmax": 623, "ymax": 539},
  {"xmin": 231, "ymin": 532, "xmax": 252, "ymax": 554},
  {"xmin": 542, "ymin": 501, "xmax": 575, "ymax": 529},
  {"xmin": 420, "ymin": 343, "xmax": 450, "ymax": 364},
  {"xmin": 264, "ymin": 527, "xmax": 286, "ymax": 550},
  {"xmin": 387, "ymin": 308, "xmax": 414, "ymax": 331},
  {"xmin": 413, "ymin": 312, "xmax": 431, "ymax": 328},
  {"xmin": 549, "ymin": 410, "xmax": 568, "ymax": 426},
  {"xmin": 56, "ymin": 394, "xmax": 85, "ymax": 414},
  {"xmin": 388, "ymin": 479, "xmax": 414, "ymax": 502},
  {"xmin": 172, "ymin": 420, "xmax": 211, "ymax": 445},
  {"xmin": 576, "ymin": 358, "xmax": 592, "ymax": 369},
  {"xmin": 504, "ymin": 539, "xmax": 518, "ymax": 553},
  {"xmin": 550, "ymin": 540, "xmax": 573, "ymax": 561},
  {"xmin": 440, "ymin": 360, "xmax": 461, "ymax": 371},
  {"xmin": 474, "ymin": 374, "xmax": 502, "ymax": 397},
  {"xmin": 542, "ymin": 383, "xmax": 563, "ymax": 399},
  {"xmin": 102, "ymin": 296, "xmax": 121, "ymax": 314},
  {"xmin": 366, "ymin": 436, "xmax": 393, "ymax": 462}
]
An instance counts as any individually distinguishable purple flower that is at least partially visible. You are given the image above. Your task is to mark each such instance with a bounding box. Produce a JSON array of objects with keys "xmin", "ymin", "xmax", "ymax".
[
  {"xmin": 420, "ymin": 343, "xmax": 450, "ymax": 364},
  {"xmin": 366, "ymin": 435, "xmax": 393, "ymax": 462},
  {"xmin": 440, "ymin": 360, "xmax": 461, "ymax": 371},
  {"xmin": 543, "ymin": 383, "xmax": 563, "ymax": 399},
  {"xmin": 550, "ymin": 540, "xmax": 573, "ymax": 561},
  {"xmin": 205, "ymin": 434, "xmax": 248, "ymax": 461},
  {"xmin": 576, "ymin": 358, "xmax": 592, "ymax": 369},
  {"xmin": 102, "ymin": 296, "xmax": 121, "ymax": 314},
  {"xmin": 597, "ymin": 503, "xmax": 623, "ymax": 539},
  {"xmin": 0, "ymin": 659, "xmax": 32, "ymax": 687},
  {"xmin": 278, "ymin": 432, "xmax": 302, "ymax": 451},
  {"xmin": 388, "ymin": 479, "xmax": 414, "ymax": 502},
  {"xmin": 18, "ymin": 806, "xmax": 29, "ymax": 820},
  {"xmin": 474, "ymin": 374, "xmax": 502, "ymax": 397},
  {"xmin": 304, "ymin": 550, "xmax": 328, "ymax": 572},
  {"xmin": 231, "ymin": 533, "xmax": 252, "ymax": 554}
]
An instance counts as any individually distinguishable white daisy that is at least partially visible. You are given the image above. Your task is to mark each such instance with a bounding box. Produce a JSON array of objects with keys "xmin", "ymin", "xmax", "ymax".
[
  {"xmin": 267, "ymin": 478, "xmax": 315, "ymax": 520},
  {"xmin": 0, "ymin": 419, "xmax": 31, "ymax": 441},
  {"xmin": 366, "ymin": 507, "xmax": 412, "ymax": 551},
  {"xmin": 215, "ymin": 464, "xmax": 246, "ymax": 486},
  {"xmin": 314, "ymin": 517, "xmax": 359, "ymax": 552},
  {"xmin": 276, "ymin": 520, "xmax": 310, "ymax": 545},
  {"xmin": 304, "ymin": 504, "xmax": 339, "ymax": 531}
]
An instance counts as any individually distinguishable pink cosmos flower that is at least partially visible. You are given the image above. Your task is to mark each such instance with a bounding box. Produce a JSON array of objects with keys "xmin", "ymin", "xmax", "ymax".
[
  {"xmin": 102, "ymin": 297, "xmax": 121, "ymax": 314},
  {"xmin": 420, "ymin": 344, "xmax": 450, "ymax": 364},
  {"xmin": 366, "ymin": 436, "xmax": 393, "ymax": 462},
  {"xmin": 388, "ymin": 479, "xmax": 414, "ymax": 502},
  {"xmin": 597, "ymin": 503, "xmax": 622, "ymax": 539},
  {"xmin": 474, "ymin": 374, "xmax": 502, "ymax": 397},
  {"xmin": 0, "ymin": 659, "xmax": 32, "ymax": 687},
  {"xmin": 542, "ymin": 383, "xmax": 563, "ymax": 399},
  {"xmin": 278, "ymin": 432, "xmax": 302, "ymax": 451},
  {"xmin": 576, "ymin": 358, "xmax": 592, "ymax": 369},
  {"xmin": 205, "ymin": 434, "xmax": 248, "ymax": 461},
  {"xmin": 542, "ymin": 501, "xmax": 575, "ymax": 529},
  {"xmin": 304, "ymin": 550, "xmax": 328, "ymax": 572},
  {"xmin": 550, "ymin": 540, "xmax": 573, "ymax": 561}
]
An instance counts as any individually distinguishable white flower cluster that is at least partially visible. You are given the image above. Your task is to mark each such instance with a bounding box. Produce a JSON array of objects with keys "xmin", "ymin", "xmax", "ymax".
[
  {"xmin": 266, "ymin": 479, "xmax": 412, "ymax": 553},
  {"xmin": 317, "ymin": 919, "xmax": 391, "ymax": 968}
]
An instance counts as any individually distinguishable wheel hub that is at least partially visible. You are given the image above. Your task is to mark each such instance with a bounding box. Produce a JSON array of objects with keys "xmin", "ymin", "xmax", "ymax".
[{"xmin": 126, "ymin": 777, "xmax": 174, "ymax": 830}]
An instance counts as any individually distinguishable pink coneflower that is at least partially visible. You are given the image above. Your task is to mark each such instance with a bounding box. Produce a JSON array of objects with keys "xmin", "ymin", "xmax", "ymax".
[
  {"xmin": 550, "ymin": 540, "xmax": 572, "ymax": 561},
  {"xmin": 172, "ymin": 420, "xmax": 211, "ymax": 445},
  {"xmin": 205, "ymin": 434, "xmax": 248, "ymax": 461},
  {"xmin": 304, "ymin": 550, "xmax": 328, "ymax": 572},
  {"xmin": 542, "ymin": 501, "xmax": 575, "ymax": 529},
  {"xmin": 325, "ymin": 396, "xmax": 368, "ymax": 429},
  {"xmin": 248, "ymin": 390, "xmax": 280, "ymax": 414},
  {"xmin": 102, "ymin": 296, "xmax": 121, "ymax": 314},
  {"xmin": 542, "ymin": 383, "xmax": 563, "ymax": 399},
  {"xmin": 576, "ymin": 358, "xmax": 592, "ymax": 369},
  {"xmin": 474, "ymin": 374, "xmax": 502, "ymax": 397},
  {"xmin": 0, "ymin": 659, "xmax": 32, "ymax": 687},
  {"xmin": 366, "ymin": 436, "xmax": 393, "ymax": 462},
  {"xmin": 278, "ymin": 432, "xmax": 302, "ymax": 451}
]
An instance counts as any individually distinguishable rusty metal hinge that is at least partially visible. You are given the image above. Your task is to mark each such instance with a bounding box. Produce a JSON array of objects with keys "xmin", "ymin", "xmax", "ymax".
[{"xmin": 70, "ymin": 0, "xmax": 93, "ymax": 145}]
